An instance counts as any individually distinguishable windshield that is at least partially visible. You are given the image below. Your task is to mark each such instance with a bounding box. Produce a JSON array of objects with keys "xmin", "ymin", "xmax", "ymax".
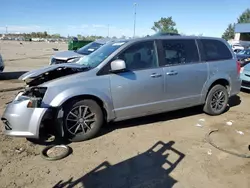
[
  {"xmin": 77, "ymin": 41, "xmax": 127, "ymax": 68},
  {"xmin": 238, "ymin": 50, "xmax": 250, "ymax": 55},
  {"xmin": 76, "ymin": 42, "xmax": 103, "ymax": 55}
]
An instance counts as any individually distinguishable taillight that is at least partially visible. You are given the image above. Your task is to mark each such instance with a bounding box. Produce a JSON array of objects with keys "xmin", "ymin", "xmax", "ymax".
[
  {"xmin": 237, "ymin": 61, "xmax": 241, "ymax": 74},
  {"xmin": 240, "ymin": 67, "xmax": 244, "ymax": 73}
]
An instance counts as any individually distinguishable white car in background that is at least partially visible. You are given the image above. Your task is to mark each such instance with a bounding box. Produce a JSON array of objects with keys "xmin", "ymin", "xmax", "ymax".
[
  {"xmin": 231, "ymin": 44, "xmax": 244, "ymax": 52},
  {"xmin": 0, "ymin": 54, "xmax": 4, "ymax": 73},
  {"xmin": 50, "ymin": 38, "xmax": 114, "ymax": 65}
]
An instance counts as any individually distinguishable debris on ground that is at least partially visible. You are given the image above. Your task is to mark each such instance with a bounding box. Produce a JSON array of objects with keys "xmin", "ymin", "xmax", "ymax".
[
  {"xmin": 195, "ymin": 118, "xmax": 206, "ymax": 127},
  {"xmin": 41, "ymin": 145, "xmax": 71, "ymax": 161},
  {"xmin": 226, "ymin": 121, "xmax": 233, "ymax": 126},
  {"xmin": 195, "ymin": 123, "xmax": 203, "ymax": 127},
  {"xmin": 15, "ymin": 147, "xmax": 24, "ymax": 154},
  {"xmin": 199, "ymin": 118, "xmax": 205, "ymax": 122},
  {"xmin": 235, "ymin": 130, "xmax": 244, "ymax": 135},
  {"xmin": 207, "ymin": 149, "xmax": 212, "ymax": 155}
]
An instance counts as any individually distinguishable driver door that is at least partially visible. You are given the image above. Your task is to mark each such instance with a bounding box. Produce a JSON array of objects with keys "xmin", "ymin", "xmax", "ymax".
[{"xmin": 109, "ymin": 41, "xmax": 165, "ymax": 120}]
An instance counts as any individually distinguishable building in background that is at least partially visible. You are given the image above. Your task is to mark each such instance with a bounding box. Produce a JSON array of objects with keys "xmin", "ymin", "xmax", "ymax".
[{"xmin": 229, "ymin": 23, "xmax": 250, "ymax": 48}]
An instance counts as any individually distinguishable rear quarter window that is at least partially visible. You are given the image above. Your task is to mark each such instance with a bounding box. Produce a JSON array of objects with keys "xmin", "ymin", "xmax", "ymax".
[{"xmin": 200, "ymin": 39, "xmax": 233, "ymax": 61}]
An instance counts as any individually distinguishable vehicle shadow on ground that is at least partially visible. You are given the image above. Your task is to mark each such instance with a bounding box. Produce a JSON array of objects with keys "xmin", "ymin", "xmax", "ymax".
[
  {"xmin": 101, "ymin": 95, "xmax": 241, "ymax": 136},
  {"xmin": 228, "ymin": 95, "xmax": 241, "ymax": 107},
  {"xmin": 0, "ymin": 71, "xmax": 27, "ymax": 80},
  {"xmin": 53, "ymin": 141, "xmax": 185, "ymax": 188}
]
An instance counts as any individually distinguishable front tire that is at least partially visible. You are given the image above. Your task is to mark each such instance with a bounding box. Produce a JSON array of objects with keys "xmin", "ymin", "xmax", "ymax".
[
  {"xmin": 63, "ymin": 99, "xmax": 104, "ymax": 142},
  {"xmin": 203, "ymin": 85, "xmax": 229, "ymax": 115}
]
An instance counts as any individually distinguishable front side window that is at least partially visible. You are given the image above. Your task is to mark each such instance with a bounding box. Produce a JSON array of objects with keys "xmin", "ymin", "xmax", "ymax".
[
  {"xmin": 200, "ymin": 39, "xmax": 232, "ymax": 61},
  {"xmin": 160, "ymin": 39, "xmax": 199, "ymax": 66},
  {"xmin": 116, "ymin": 41, "xmax": 158, "ymax": 70}
]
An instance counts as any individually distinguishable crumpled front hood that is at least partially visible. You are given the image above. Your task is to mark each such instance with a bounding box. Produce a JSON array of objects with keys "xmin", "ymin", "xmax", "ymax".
[
  {"xmin": 19, "ymin": 63, "xmax": 88, "ymax": 86},
  {"xmin": 52, "ymin": 50, "xmax": 83, "ymax": 60}
]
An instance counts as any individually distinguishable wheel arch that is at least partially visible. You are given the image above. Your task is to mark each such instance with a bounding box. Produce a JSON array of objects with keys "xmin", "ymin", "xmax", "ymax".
[
  {"xmin": 201, "ymin": 77, "xmax": 231, "ymax": 103},
  {"xmin": 61, "ymin": 94, "xmax": 109, "ymax": 121},
  {"xmin": 48, "ymin": 87, "xmax": 116, "ymax": 122}
]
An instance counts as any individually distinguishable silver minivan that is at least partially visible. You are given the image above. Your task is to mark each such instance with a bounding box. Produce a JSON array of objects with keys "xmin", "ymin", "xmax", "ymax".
[{"xmin": 1, "ymin": 36, "xmax": 242, "ymax": 142}]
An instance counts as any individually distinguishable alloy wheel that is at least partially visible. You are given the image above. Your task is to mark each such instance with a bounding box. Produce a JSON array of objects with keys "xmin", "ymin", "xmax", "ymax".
[
  {"xmin": 210, "ymin": 90, "xmax": 226, "ymax": 112},
  {"xmin": 65, "ymin": 105, "xmax": 96, "ymax": 135}
]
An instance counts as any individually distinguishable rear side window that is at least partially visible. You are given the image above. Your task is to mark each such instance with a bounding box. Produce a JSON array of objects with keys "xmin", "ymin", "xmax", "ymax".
[
  {"xmin": 200, "ymin": 39, "xmax": 232, "ymax": 61},
  {"xmin": 160, "ymin": 39, "xmax": 199, "ymax": 66}
]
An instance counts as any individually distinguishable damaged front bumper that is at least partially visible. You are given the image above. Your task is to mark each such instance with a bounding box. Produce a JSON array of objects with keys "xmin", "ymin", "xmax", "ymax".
[
  {"xmin": 1, "ymin": 89, "xmax": 51, "ymax": 138},
  {"xmin": 1, "ymin": 99, "xmax": 47, "ymax": 138}
]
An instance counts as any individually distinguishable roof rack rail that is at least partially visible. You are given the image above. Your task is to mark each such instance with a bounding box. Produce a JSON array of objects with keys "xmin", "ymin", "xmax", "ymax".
[{"xmin": 150, "ymin": 32, "xmax": 181, "ymax": 37}]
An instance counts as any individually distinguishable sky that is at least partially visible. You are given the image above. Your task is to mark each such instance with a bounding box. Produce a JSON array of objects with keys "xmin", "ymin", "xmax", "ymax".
[{"xmin": 0, "ymin": 0, "xmax": 249, "ymax": 38}]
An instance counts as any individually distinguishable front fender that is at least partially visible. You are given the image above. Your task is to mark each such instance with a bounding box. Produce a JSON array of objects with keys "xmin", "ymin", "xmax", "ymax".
[{"xmin": 48, "ymin": 87, "xmax": 115, "ymax": 121}]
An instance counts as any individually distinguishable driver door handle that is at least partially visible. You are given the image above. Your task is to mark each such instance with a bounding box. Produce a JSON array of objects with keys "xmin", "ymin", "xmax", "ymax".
[
  {"xmin": 166, "ymin": 70, "xmax": 178, "ymax": 76},
  {"xmin": 150, "ymin": 73, "xmax": 162, "ymax": 78}
]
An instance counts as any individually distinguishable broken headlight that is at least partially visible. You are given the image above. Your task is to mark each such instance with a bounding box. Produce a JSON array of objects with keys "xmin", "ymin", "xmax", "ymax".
[
  {"xmin": 23, "ymin": 87, "xmax": 47, "ymax": 98},
  {"xmin": 22, "ymin": 87, "xmax": 47, "ymax": 108}
]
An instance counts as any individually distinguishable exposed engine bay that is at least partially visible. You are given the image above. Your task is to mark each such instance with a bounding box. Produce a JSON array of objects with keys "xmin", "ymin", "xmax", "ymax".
[
  {"xmin": 22, "ymin": 87, "xmax": 47, "ymax": 98},
  {"xmin": 17, "ymin": 64, "xmax": 89, "ymax": 108}
]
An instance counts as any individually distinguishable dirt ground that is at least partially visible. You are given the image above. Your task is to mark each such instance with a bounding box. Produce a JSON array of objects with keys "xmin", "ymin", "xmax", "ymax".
[{"xmin": 1, "ymin": 41, "xmax": 250, "ymax": 188}]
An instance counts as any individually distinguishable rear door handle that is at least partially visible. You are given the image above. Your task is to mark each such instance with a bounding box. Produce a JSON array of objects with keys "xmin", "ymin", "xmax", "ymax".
[
  {"xmin": 166, "ymin": 71, "xmax": 178, "ymax": 76},
  {"xmin": 150, "ymin": 73, "xmax": 162, "ymax": 78}
]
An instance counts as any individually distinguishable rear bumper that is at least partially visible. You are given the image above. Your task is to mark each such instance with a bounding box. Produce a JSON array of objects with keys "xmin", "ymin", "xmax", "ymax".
[
  {"xmin": 1, "ymin": 99, "xmax": 47, "ymax": 138},
  {"xmin": 230, "ymin": 77, "xmax": 242, "ymax": 96}
]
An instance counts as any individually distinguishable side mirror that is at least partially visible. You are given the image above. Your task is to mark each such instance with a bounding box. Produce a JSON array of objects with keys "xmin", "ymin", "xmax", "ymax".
[{"xmin": 110, "ymin": 59, "xmax": 126, "ymax": 72}]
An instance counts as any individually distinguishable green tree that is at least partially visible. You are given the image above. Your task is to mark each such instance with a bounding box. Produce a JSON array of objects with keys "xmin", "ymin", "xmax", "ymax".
[
  {"xmin": 51, "ymin": 33, "xmax": 61, "ymax": 38},
  {"xmin": 152, "ymin": 17, "xmax": 178, "ymax": 33},
  {"xmin": 77, "ymin": 34, "xmax": 82, "ymax": 39},
  {"xmin": 222, "ymin": 8, "xmax": 250, "ymax": 40},
  {"xmin": 237, "ymin": 8, "xmax": 250, "ymax": 23},
  {"xmin": 222, "ymin": 23, "xmax": 235, "ymax": 40},
  {"xmin": 43, "ymin": 31, "xmax": 48, "ymax": 38},
  {"xmin": 37, "ymin": 32, "xmax": 43, "ymax": 38}
]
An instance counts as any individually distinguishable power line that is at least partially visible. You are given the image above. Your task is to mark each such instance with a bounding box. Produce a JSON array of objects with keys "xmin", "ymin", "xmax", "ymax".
[
  {"xmin": 133, "ymin": 3, "xmax": 137, "ymax": 38},
  {"xmin": 108, "ymin": 24, "xmax": 110, "ymax": 38}
]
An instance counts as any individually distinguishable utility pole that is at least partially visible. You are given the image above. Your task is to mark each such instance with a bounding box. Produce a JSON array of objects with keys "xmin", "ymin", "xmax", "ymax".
[
  {"xmin": 108, "ymin": 24, "xmax": 110, "ymax": 38},
  {"xmin": 133, "ymin": 3, "xmax": 137, "ymax": 38},
  {"xmin": 5, "ymin": 26, "xmax": 8, "ymax": 34}
]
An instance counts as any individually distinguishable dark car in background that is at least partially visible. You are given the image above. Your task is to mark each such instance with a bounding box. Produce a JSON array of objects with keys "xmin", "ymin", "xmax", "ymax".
[
  {"xmin": 0, "ymin": 54, "xmax": 4, "ymax": 73},
  {"xmin": 50, "ymin": 38, "xmax": 114, "ymax": 65},
  {"xmin": 236, "ymin": 49, "xmax": 250, "ymax": 61}
]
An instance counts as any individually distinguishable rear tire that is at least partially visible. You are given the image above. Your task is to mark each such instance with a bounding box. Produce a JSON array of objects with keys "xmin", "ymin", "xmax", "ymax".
[
  {"xmin": 203, "ymin": 85, "xmax": 229, "ymax": 115},
  {"xmin": 63, "ymin": 99, "xmax": 104, "ymax": 142}
]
